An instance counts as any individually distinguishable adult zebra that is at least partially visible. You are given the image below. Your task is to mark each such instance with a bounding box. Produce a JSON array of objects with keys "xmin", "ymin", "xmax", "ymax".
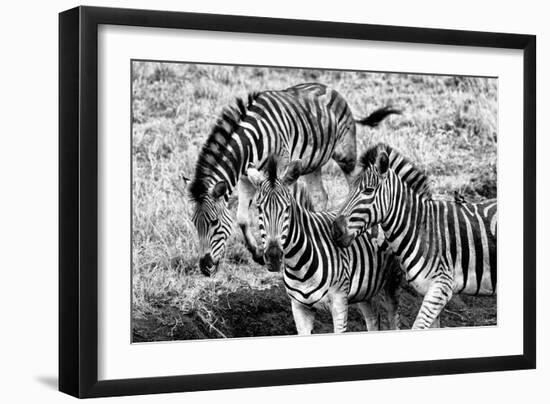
[
  {"xmin": 247, "ymin": 155, "xmax": 401, "ymax": 334},
  {"xmin": 189, "ymin": 83, "xmax": 399, "ymax": 276},
  {"xmin": 331, "ymin": 144, "xmax": 497, "ymax": 329}
]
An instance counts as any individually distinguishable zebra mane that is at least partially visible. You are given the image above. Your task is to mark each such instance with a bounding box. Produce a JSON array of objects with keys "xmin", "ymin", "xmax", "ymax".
[
  {"xmin": 360, "ymin": 143, "xmax": 432, "ymax": 198},
  {"xmin": 262, "ymin": 154, "xmax": 315, "ymax": 211},
  {"xmin": 189, "ymin": 92, "xmax": 260, "ymax": 202}
]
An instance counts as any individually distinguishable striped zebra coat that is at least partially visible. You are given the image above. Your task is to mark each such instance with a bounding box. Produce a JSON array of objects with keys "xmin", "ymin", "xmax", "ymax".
[
  {"xmin": 188, "ymin": 83, "xmax": 399, "ymax": 276},
  {"xmin": 247, "ymin": 156, "xmax": 401, "ymax": 334},
  {"xmin": 332, "ymin": 144, "xmax": 497, "ymax": 329}
]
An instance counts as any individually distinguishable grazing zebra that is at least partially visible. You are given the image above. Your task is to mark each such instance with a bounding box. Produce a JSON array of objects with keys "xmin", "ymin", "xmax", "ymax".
[
  {"xmin": 331, "ymin": 144, "xmax": 497, "ymax": 329},
  {"xmin": 247, "ymin": 155, "xmax": 401, "ymax": 334},
  {"xmin": 188, "ymin": 83, "xmax": 400, "ymax": 276}
]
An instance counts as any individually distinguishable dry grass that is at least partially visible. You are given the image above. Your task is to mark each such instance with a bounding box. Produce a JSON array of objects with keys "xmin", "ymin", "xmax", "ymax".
[{"xmin": 131, "ymin": 61, "xmax": 497, "ymax": 341}]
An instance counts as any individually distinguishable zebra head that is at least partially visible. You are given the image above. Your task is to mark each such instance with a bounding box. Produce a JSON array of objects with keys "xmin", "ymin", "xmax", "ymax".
[
  {"xmin": 190, "ymin": 180, "xmax": 233, "ymax": 277},
  {"xmin": 247, "ymin": 155, "xmax": 303, "ymax": 272},
  {"xmin": 332, "ymin": 146, "xmax": 390, "ymax": 248}
]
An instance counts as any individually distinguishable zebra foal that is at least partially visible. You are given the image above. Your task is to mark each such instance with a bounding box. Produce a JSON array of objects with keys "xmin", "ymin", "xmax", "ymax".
[
  {"xmin": 247, "ymin": 155, "xmax": 401, "ymax": 335},
  {"xmin": 332, "ymin": 144, "xmax": 497, "ymax": 329}
]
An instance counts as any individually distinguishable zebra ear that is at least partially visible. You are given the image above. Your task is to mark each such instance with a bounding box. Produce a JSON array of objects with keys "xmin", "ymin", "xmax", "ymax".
[
  {"xmin": 246, "ymin": 167, "xmax": 266, "ymax": 187},
  {"xmin": 282, "ymin": 160, "xmax": 303, "ymax": 186},
  {"xmin": 376, "ymin": 151, "xmax": 389, "ymax": 175},
  {"xmin": 211, "ymin": 181, "xmax": 228, "ymax": 199}
]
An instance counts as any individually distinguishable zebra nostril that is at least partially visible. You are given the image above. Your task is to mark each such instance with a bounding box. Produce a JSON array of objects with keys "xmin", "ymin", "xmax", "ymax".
[
  {"xmin": 264, "ymin": 243, "xmax": 283, "ymax": 272},
  {"xmin": 332, "ymin": 215, "xmax": 347, "ymax": 239},
  {"xmin": 266, "ymin": 244, "xmax": 282, "ymax": 260},
  {"xmin": 199, "ymin": 254, "xmax": 215, "ymax": 276},
  {"xmin": 332, "ymin": 222, "xmax": 342, "ymax": 239}
]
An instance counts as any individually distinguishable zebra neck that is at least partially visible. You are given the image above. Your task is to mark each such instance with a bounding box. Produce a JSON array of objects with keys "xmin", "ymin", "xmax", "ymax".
[
  {"xmin": 380, "ymin": 174, "xmax": 433, "ymax": 264},
  {"xmin": 282, "ymin": 200, "xmax": 314, "ymax": 262},
  {"xmin": 206, "ymin": 120, "xmax": 275, "ymax": 192}
]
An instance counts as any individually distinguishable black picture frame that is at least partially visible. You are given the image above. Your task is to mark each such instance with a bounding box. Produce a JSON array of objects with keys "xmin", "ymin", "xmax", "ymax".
[{"xmin": 59, "ymin": 5, "xmax": 536, "ymax": 398}]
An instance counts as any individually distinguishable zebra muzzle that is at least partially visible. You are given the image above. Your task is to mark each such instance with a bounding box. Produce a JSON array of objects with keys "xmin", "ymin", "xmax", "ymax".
[
  {"xmin": 264, "ymin": 243, "xmax": 283, "ymax": 272},
  {"xmin": 332, "ymin": 215, "xmax": 353, "ymax": 248},
  {"xmin": 199, "ymin": 253, "xmax": 219, "ymax": 277}
]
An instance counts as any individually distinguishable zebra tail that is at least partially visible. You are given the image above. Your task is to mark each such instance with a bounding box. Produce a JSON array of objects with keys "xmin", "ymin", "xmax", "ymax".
[{"xmin": 355, "ymin": 106, "xmax": 401, "ymax": 127}]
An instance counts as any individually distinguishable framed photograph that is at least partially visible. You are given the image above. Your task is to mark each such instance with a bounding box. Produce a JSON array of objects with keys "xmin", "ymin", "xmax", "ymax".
[{"xmin": 59, "ymin": 6, "xmax": 536, "ymax": 398}]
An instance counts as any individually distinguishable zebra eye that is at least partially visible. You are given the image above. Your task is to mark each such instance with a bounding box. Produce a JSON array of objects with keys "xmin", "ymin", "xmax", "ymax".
[
  {"xmin": 362, "ymin": 187, "xmax": 375, "ymax": 194},
  {"xmin": 211, "ymin": 218, "xmax": 220, "ymax": 226}
]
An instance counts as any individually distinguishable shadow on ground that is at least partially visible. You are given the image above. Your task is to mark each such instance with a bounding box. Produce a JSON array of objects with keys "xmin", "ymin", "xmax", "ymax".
[{"xmin": 35, "ymin": 376, "xmax": 58, "ymax": 390}]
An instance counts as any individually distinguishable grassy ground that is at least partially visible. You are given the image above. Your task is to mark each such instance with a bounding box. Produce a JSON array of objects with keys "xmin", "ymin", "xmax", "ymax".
[{"xmin": 131, "ymin": 61, "xmax": 497, "ymax": 342}]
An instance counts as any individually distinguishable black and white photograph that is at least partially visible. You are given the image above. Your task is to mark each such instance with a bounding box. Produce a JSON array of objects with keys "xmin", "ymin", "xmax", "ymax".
[
  {"xmin": 1, "ymin": 0, "xmax": 544, "ymax": 401},
  {"xmin": 131, "ymin": 61, "xmax": 498, "ymax": 342}
]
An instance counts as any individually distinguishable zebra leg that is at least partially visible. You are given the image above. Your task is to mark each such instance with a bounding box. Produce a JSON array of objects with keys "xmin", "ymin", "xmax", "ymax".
[
  {"xmin": 291, "ymin": 300, "xmax": 316, "ymax": 335},
  {"xmin": 330, "ymin": 292, "xmax": 349, "ymax": 333},
  {"xmin": 412, "ymin": 276, "xmax": 453, "ymax": 330},
  {"xmin": 237, "ymin": 176, "xmax": 264, "ymax": 265},
  {"xmin": 430, "ymin": 316, "xmax": 441, "ymax": 329},
  {"xmin": 356, "ymin": 301, "xmax": 379, "ymax": 331},
  {"xmin": 382, "ymin": 260, "xmax": 402, "ymax": 330},
  {"xmin": 303, "ymin": 168, "xmax": 328, "ymax": 209},
  {"xmin": 382, "ymin": 289, "xmax": 401, "ymax": 331}
]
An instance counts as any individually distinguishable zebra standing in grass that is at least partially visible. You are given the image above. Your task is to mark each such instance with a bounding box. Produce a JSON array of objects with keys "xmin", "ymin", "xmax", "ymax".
[
  {"xmin": 247, "ymin": 155, "xmax": 401, "ymax": 334},
  {"xmin": 188, "ymin": 83, "xmax": 399, "ymax": 276},
  {"xmin": 332, "ymin": 144, "xmax": 497, "ymax": 329}
]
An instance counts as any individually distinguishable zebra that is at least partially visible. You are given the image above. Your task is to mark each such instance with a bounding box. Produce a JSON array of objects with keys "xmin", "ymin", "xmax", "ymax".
[
  {"xmin": 247, "ymin": 155, "xmax": 401, "ymax": 334},
  {"xmin": 331, "ymin": 143, "xmax": 497, "ymax": 329},
  {"xmin": 188, "ymin": 83, "xmax": 400, "ymax": 276}
]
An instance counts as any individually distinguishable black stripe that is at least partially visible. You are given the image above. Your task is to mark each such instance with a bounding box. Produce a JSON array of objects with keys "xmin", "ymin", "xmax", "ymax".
[
  {"xmin": 456, "ymin": 207, "xmax": 471, "ymax": 293},
  {"xmin": 448, "ymin": 204, "xmax": 458, "ymax": 265},
  {"xmin": 468, "ymin": 209, "xmax": 485, "ymax": 295}
]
